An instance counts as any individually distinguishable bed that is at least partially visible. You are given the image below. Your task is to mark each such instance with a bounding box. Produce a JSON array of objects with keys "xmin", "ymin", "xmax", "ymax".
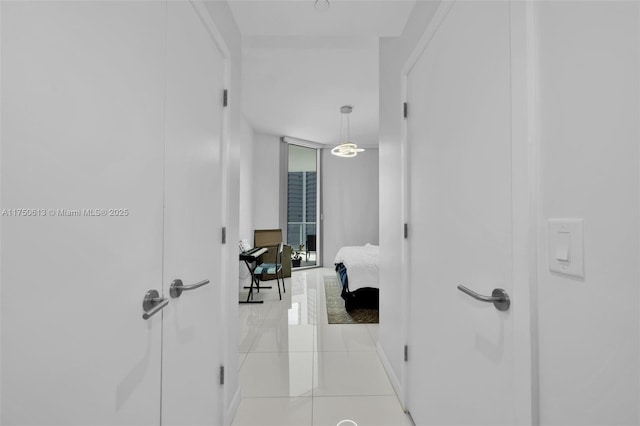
[{"xmin": 334, "ymin": 244, "xmax": 379, "ymax": 311}]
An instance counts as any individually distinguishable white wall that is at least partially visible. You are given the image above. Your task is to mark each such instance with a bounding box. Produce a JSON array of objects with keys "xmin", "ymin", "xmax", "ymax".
[
  {"xmin": 322, "ymin": 148, "xmax": 379, "ymax": 265},
  {"xmin": 238, "ymin": 119, "xmax": 254, "ymax": 290},
  {"xmin": 535, "ymin": 2, "xmax": 640, "ymax": 424},
  {"xmin": 377, "ymin": 0, "xmax": 441, "ymax": 399},
  {"xmin": 251, "ymin": 132, "xmax": 282, "ymax": 232},
  {"xmin": 202, "ymin": 2, "xmax": 244, "ymax": 422},
  {"xmin": 239, "ymin": 118, "xmax": 254, "ymax": 242}
]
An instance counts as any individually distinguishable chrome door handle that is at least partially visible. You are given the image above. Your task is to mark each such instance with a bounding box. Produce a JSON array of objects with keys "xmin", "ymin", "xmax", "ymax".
[
  {"xmin": 142, "ymin": 289, "xmax": 169, "ymax": 320},
  {"xmin": 457, "ymin": 285, "xmax": 510, "ymax": 311},
  {"xmin": 170, "ymin": 279, "xmax": 210, "ymax": 298}
]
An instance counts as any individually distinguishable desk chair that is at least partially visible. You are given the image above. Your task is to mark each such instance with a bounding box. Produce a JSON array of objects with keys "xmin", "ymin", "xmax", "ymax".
[{"xmin": 253, "ymin": 242, "xmax": 285, "ymax": 300}]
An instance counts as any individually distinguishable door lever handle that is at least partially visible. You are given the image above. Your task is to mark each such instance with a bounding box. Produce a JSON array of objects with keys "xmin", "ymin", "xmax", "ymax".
[
  {"xmin": 142, "ymin": 289, "xmax": 169, "ymax": 320},
  {"xmin": 170, "ymin": 279, "xmax": 210, "ymax": 298},
  {"xmin": 457, "ymin": 285, "xmax": 510, "ymax": 311}
]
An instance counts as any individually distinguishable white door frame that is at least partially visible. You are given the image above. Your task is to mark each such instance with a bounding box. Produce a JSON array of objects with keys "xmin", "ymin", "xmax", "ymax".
[
  {"xmin": 399, "ymin": 1, "xmax": 540, "ymax": 424},
  {"xmin": 183, "ymin": 2, "xmax": 238, "ymax": 424}
]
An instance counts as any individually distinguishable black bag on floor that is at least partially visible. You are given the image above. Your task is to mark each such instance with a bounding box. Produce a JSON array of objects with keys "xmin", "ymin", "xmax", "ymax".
[{"xmin": 344, "ymin": 287, "xmax": 379, "ymax": 312}]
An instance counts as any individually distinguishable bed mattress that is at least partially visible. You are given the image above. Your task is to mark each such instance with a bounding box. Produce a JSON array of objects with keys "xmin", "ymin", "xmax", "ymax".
[{"xmin": 334, "ymin": 244, "xmax": 379, "ymax": 291}]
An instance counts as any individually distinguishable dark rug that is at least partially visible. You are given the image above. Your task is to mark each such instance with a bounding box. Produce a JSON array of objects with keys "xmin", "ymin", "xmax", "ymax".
[{"xmin": 324, "ymin": 275, "xmax": 379, "ymax": 324}]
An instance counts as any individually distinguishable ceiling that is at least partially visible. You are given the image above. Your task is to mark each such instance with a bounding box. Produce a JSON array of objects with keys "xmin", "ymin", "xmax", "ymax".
[
  {"xmin": 228, "ymin": 0, "xmax": 417, "ymax": 146},
  {"xmin": 228, "ymin": 0, "xmax": 416, "ymax": 38}
]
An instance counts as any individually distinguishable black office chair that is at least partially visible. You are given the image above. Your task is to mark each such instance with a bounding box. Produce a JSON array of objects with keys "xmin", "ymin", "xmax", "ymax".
[
  {"xmin": 305, "ymin": 234, "xmax": 316, "ymax": 262},
  {"xmin": 253, "ymin": 242, "xmax": 285, "ymax": 300}
]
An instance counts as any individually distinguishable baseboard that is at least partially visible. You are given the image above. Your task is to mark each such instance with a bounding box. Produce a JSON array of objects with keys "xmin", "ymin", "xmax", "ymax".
[
  {"xmin": 377, "ymin": 341, "xmax": 404, "ymax": 406},
  {"xmin": 224, "ymin": 387, "xmax": 242, "ymax": 426}
]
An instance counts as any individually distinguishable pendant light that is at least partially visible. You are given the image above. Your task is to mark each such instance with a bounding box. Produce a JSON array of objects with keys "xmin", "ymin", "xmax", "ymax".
[{"xmin": 331, "ymin": 106, "xmax": 365, "ymax": 158}]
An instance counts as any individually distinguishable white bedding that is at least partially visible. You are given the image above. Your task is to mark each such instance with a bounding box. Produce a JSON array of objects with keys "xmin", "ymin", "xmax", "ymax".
[{"xmin": 334, "ymin": 244, "xmax": 379, "ymax": 291}]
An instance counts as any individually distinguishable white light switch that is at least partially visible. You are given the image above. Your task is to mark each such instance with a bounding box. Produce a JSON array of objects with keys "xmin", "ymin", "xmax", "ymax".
[
  {"xmin": 548, "ymin": 219, "xmax": 584, "ymax": 278},
  {"xmin": 554, "ymin": 230, "xmax": 570, "ymax": 261},
  {"xmin": 555, "ymin": 245, "xmax": 569, "ymax": 262}
]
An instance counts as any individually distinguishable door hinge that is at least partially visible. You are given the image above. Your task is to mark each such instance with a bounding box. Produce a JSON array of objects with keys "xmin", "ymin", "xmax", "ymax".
[
  {"xmin": 404, "ymin": 345, "xmax": 409, "ymax": 362},
  {"xmin": 404, "ymin": 223, "xmax": 408, "ymax": 239},
  {"xmin": 223, "ymin": 89, "xmax": 228, "ymax": 107},
  {"xmin": 403, "ymin": 102, "xmax": 408, "ymax": 119},
  {"xmin": 221, "ymin": 227, "xmax": 227, "ymax": 244},
  {"xmin": 219, "ymin": 365, "xmax": 225, "ymax": 385}
]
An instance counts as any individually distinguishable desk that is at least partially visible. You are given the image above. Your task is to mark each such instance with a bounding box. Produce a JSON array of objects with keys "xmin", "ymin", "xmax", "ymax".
[{"xmin": 239, "ymin": 247, "xmax": 269, "ymax": 304}]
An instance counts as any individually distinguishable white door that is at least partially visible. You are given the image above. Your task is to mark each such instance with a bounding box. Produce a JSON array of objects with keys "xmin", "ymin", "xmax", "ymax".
[
  {"xmin": 406, "ymin": 2, "xmax": 516, "ymax": 424},
  {"xmin": 1, "ymin": 2, "xmax": 166, "ymax": 424},
  {"xmin": 161, "ymin": 2, "xmax": 226, "ymax": 424},
  {"xmin": 1, "ymin": 2, "xmax": 227, "ymax": 424}
]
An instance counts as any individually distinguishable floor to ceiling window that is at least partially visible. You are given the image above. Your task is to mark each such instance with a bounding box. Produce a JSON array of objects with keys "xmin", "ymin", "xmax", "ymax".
[{"xmin": 287, "ymin": 144, "xmax": 319, "ymax": 268}]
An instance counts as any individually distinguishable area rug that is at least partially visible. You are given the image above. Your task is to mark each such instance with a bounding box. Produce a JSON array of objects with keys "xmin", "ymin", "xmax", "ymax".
[{"xmin": 324, "ymin": 275, "xmax": 379, "ymax": 324}]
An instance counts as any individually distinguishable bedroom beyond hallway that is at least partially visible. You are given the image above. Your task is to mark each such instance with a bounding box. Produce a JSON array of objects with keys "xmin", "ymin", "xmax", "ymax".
[{"xmin": 234, "ymin": 268, "xmax": 409, "ymax": 426}]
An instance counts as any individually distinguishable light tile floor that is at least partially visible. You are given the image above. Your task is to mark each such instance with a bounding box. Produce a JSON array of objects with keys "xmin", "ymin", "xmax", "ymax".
[{"xmin": 234, "ymin": 268, "xmax": 412, "ymax": 426}]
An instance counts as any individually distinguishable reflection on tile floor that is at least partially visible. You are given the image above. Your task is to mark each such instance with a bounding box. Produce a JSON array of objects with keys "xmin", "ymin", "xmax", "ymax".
[{"xmin": 234, "ymin": 268, "xmax": 412, "ymax": 426}]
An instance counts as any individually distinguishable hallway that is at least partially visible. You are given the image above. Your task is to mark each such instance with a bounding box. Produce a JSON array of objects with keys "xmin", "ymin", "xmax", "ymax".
[
  {"xmin": 234, "ymin": 268, "xmax": 410, "ymax": 426},
  {"xmin": 3, "ymin": 1, "xmax": 640, "ymax": 424}
]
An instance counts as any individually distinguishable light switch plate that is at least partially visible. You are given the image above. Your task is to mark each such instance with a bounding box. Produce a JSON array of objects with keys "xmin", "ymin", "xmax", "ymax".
[{"xmin": 548, "ymin": 218, "xmax": 584, "ymax": 278}]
